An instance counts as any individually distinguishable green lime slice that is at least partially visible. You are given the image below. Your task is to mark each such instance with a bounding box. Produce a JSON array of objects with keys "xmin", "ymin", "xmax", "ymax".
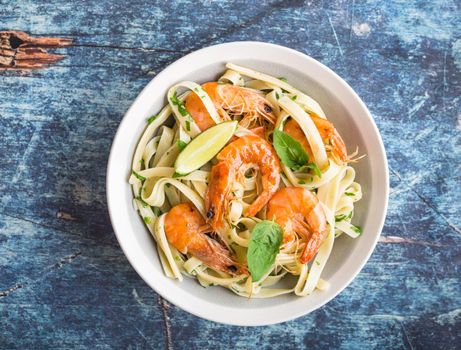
[{"xmin": 174, "ymin": 121, "xmax": 238, "ymax": 175}]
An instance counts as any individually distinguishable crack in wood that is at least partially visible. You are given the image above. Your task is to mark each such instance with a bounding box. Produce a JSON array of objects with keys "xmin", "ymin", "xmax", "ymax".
[
  {"xmin": 0, "ymin": 283, "xmax": 23, "ymax": 297},
  {"xmin": 0, "ymin": 250, "xmax": 81, "ymax": 298},
  {"xmin": 0, "ymin": 31, "xmax": 72, "ymax": 69},
  {"xmin": 70, "ymin": 43, "xmax": 183, "ymax": 53},
  {"xmin": 378, "ymin": 235, "xmax": 446, "ymax": 247},
  {"xmin": 56, "ymin": 210, "xmax": 79, "ymax": 221},
  {"xmin": 157, "ymin": 296, "xmax": 173, "ymax": 350},
  {"xmin": 55, "ymin": 251, "xmax": 82, "ymax": 268}
]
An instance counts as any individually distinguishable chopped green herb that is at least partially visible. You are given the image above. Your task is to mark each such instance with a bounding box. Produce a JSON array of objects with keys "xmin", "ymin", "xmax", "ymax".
[
  {"xmin": 185, "ymin": 120, "xmax": 191, "ymax": 131},
  {"xmin": 315, "ymin": 261, "xmax": 320, "ymax": 266},
  {"xmin": 335, "ymin": 212, "xmax": 353, "ymax": 222},
  {"xmin": 152, "ymin": 207, "xmax": 162, "ymax": 216},
  {"xmin": 278, "ymin": 77, "xmax": 288, "ymax": 83},
  {"xmin": 139, "ymin": 158, "xmax": 145, "ymax": 168},
  {"xmin": 132, "ymin": 170, "xmax": 146, "ymax": 181},
  {"xmin": 135, "ymin": 196, "xmax": 148, "ymax": 208},
  {"xmin": 275, "ymin": 92, "xmax": 280, "ymax": 100},
  {"xmin": 172, "ymin": 172, "xmax": 183, "ymax": 178},
  {"xmin": 290, "ymin": 95, "xmax": 297, "ymax": 101},
  {"xmin": 345, "ymin": 192, "xmax": 355, "ymax": 196},
  {"xmin": 298, "ymin": 180, "xmax": 306, "ymax": 185},
  {"xmin": 351, "ymin": 225, "xmax": 362, "ymax": 235},
  {"xmin": 143, "ymin": 216, "xmax": 152, "ymax": 224},
  {"xmin": 147, "ymin": 114, "xmax": 158, "ymax": 124},
  {"xmin": 170, "ymin": 91, "xmax": 189, "ymax": 117},
  {"xmin": 177, "ymin": 140, "xmax": 188, "ymax": 151}
]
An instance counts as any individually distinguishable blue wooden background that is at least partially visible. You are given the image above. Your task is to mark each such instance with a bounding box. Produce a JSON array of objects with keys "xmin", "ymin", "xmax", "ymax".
[{"xmin": 1, "ymin": 1, "xmax": 460, "ymax": 349}]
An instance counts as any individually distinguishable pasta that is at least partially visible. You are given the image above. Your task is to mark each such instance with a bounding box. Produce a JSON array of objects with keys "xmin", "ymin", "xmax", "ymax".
[{"xmin": 129, "ymin": 64, "xmax": 363, "ymax": 298}]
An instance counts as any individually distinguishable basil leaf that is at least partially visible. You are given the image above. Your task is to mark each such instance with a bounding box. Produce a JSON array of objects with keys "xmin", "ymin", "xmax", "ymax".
[
  {"xmin": 247, "ymin": 220, "xmax": 283, "ymax": 282},
  {"xmin": 299, "ymin": 163, "xmax": 322, "ymax": 178},
  {"xmin": 273, "ymin": 129, "xmax": 309, "ymax": 170}
]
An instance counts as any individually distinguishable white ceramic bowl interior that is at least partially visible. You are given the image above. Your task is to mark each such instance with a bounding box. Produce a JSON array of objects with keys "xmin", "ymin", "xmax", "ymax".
[{"xmin": 107, "ymin": 42, "xmax": 388, "ymax": 326}]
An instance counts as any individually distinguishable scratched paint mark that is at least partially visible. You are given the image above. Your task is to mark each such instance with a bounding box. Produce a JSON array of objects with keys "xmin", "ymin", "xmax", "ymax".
[
  {"xmin": 408, "ymin": 92, "xmax": 429, "ymax": 118},
  {"xmin": 452, "ymin": 39, "xmax": 461, "ymax": 71},
  {"xmin": 434, "ymin": 309, "xmax": 461, "ymax": 326},
  {"xmin": 132, "ymin": 288, "xmax": 146, "ymax": 306},
  {"xmin": 352, "ymin": 23, "xmax": 371, "ymax": 37},
  {"xmin": 326, "ymin": 13, "xmax": 344, "ymax": 57}
]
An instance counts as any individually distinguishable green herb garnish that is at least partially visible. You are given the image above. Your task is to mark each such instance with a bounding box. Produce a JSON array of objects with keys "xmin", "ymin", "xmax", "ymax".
[
  {"xmin": 278, "ymin": 77, "xmax": 288, "ymax": 83},
  {"xmin": 351, "ymin": 225, "xmax": 362, "ymax": 235},
  {"xmin": 153, "ymin": 207, "xmax": 162, "ymax": 216},
  {"xmin": 335, "ymin": 212, "xmax": 353, "ymax": 222},
  {"xmin": 273, "ymin": 129, "xmax": 309, "ymax": 171},
  {"xmin": 291, "ymin": 95, "xmax": 297, "ymax": 101},
  {"xmin": 247, "ymin": 221, "xmax": 283, "ymax": 282},
  {"xmin": 170, "ymin": 91, "xmax": 189, "ymax": 117},
  {"xmin": 132, "ymin": 170, "xmax": 146, "ymax": 181},
  {"xmin": 147, "ymin": 114, "xmax": 158, "ymax": 124},
  {"xmin": 299, "ymin": 163, "xmax": 322, "ymax": 178},
  {"xmin": 143, "ymin": 216, "xmax": 152, "ymax": 224},
  {"xmin": 177, "ymin": 140, "xmax": 188, "ymax": 151},
  {"xmin": 345, "ymin": 192, "xmax": 355, "ymax": 196},
  {"xmin": 135, "ymin": 196, "xmax": 148, "ymax": 208}
]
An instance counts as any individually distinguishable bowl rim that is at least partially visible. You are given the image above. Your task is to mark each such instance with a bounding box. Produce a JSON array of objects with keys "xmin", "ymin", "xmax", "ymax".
[{"xmin": 106, "ymin": 41, "xmax": 389, "ymax": 326}]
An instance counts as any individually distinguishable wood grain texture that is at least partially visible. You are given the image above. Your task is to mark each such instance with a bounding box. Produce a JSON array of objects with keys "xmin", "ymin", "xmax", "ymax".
[{"xmin": 0, "ymin": 0, "xmax": 460, "ymax": 349}]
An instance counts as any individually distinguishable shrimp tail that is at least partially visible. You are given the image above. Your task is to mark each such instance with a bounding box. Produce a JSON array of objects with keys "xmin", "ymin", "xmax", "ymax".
[
  {"xmin": 299, "ymin": 230, "xmax": 325, "ymax": 264},
  {"xmin": 193, "ymin": 234, "xmax": 247, "ymax": 276}
]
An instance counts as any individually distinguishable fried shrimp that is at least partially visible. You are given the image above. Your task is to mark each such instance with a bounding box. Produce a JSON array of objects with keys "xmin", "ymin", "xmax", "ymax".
[
  {"xmin": 205, "ymin": 134, "xmax": 280, "ymax": 231},
  {"xmin": 284, "ymin": 113, "xmax": 348, "ymax": 164},
  {"xmin": 266, "ymin": 187, "xmax": 328, "ymax": 264},
  {"xmin": 164, "ymin": 203, "xmax": 244, "ymax": 275},
  {"xmin": 185, "ymin": 82, "xmax": 276, "ymax": 131}
]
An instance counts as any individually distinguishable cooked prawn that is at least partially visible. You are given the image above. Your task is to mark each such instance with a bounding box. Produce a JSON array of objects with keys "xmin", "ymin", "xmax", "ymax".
[
  {"xmin": 284, "ymin": 113, "xmax": 348, "ymax": 164},
  {"xmin": 205, "ymin": 134, "xmax": 280, "ymax": 231},
  {"xmin": 164, "ymin": 203, "xmax": 244, "ymax": 275},
  {"xmin": 185, "ymin": 82, "xmax": 276, "ymax": 131},
  {"xmin": 266, "ymin": 187, "xmax": 328, "ymax": 264}
]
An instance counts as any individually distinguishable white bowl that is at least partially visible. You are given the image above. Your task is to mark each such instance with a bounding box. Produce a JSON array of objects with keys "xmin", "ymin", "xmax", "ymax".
[{"xmin": 106, "ymin": 42, "xmax": 389, "ymax": 326}]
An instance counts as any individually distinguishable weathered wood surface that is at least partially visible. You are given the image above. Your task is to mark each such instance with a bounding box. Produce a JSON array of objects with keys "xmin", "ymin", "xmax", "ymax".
[{"xmin": 0, "ymin": 1, "xmax": 460, "ymax": 349}]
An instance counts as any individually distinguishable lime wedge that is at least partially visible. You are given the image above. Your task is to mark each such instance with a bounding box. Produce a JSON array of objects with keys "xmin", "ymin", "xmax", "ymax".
[{"xmin": 174, "ymin": 121, "xmax": 238, "ymax": 175}]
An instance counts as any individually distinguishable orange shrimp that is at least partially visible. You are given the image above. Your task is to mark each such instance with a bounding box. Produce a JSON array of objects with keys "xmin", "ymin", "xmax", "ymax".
[
  {"xmin": 164, "ymin": 203, "xmax": 244, "ymax": 275},
  {"xmin": 185, "ymin": 82, "xmax": 276, "ymax": 131},
  {"xmin": 205, "ymin": 134, "xmax": 280, "ymax": 231},
  {"xmin": 284, "ymin": 113, "xmax": 348, "ymax": 164},
  {"xmin": 266, "ymin": 187, "xmax": 328, "ymax": 264}
]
